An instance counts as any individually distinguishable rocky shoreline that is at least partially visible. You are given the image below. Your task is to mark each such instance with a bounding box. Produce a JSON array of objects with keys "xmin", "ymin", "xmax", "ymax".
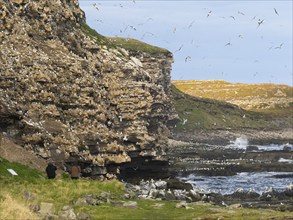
[
  {"xmin": 124, "ymin": 179, "xmax": 293, "ymax": 212},
  {"xmin": 26, "ymin": 179, "xmax": 293, "ymax": 219},
  {"xmin": 172, "ymin": 128, "xmax": 293, "ymax": 145}
]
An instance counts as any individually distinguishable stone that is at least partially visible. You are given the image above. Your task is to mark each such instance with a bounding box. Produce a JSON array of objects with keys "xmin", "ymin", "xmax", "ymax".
[
  {"xmin": 229, "ymin": 203, "xmax": 242, "ymax": 208},
  {"xmin": 188, "ymin": 190, "xmax": 201, "ymax": 202},
  {"xmin": 29, "ymin": 204, "xmax": 40, "ymax": 213},
  {"xmin": 166, "ymin": 179, "xmax": 193, "ymax": 191},
  {"xmin": 130, "ymin": 57, "xmax": 143, "ymax": 67},
  {"xmin": 123, "ymin": 201, "xmax": 138, "ymax": 208},
  {"xmin": 246, "ymin": 145, "xmax": 259, "ymax": 151},
  {"xmin": 175, "ymin": 201, "xmax": 188, "ymax": 208},
  {"xmin": 77, "ymin": 212, "xmax": 92, "ymax": 220},
  {"xmin": 283, "ymin": 145, "xmax": 293, "ymax": 152},
  {"xmin": 11, "ymin": 0, "xmax": 23, "ymax": 5},
  {"xmin": 154, "ymin": 180, "xmax": 167, "ymax": 189},
  {"xmin": 164, "ymin": 190, "xmax": 176, "ymax": 201},
  {"xmin": 39, "ymin": 202, "xmax": 55, "ymax": 215},
  {"xmin": 58, "ymin": 206, "xmax": 76, "ymax": 220}
]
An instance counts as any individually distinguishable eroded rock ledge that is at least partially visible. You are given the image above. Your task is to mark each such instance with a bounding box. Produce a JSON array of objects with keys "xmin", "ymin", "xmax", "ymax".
[{"xmin": 0, "ymin": 0, "xmax": 177, "ymax": 180}]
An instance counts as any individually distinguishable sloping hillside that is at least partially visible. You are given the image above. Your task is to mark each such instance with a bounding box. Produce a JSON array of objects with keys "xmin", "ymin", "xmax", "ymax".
[
  {"xmin": 172, "ymin": 80, "xmax": 293, "ymax": 114},
  {"xmin": 171, "ymin": 85, "xmax": 272, "ymax": 131},
  {"xmin": 170, "ymin": 84, "xmax": 293, "ymax": 144}
]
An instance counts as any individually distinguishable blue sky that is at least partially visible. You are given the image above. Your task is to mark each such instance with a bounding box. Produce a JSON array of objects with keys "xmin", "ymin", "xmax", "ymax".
[{"xmin": 79, "ymin": 0, "xmax": 292, "ymax": 85}]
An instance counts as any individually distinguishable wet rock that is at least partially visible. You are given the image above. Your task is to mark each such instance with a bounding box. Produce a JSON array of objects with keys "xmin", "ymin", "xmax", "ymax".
[
  {"xmin": 284, "ymin": 183, "xmax": 293, "ymax": 197},
  {"xmin": 246, "ymin": 145, "xmax": 259, "ymax": 151},
  {"xmin": 226, "ymin": 189, "xmax": 260, "ymax": 200},
  {"xmin": 283, "ymin": 145, "xmax": 293, "ymax": 152},
  {"xmin": 166, "ymin": 178, "xmax": 193, "ymax": 191},
  {"xmin": 260, "ymin": 188, "xmax": 278, "ymax": 201}
]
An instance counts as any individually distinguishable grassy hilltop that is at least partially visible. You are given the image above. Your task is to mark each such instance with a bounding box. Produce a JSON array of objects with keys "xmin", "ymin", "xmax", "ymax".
[{"xmin": 172, "ymin": 80, "xmax": 293, "ymax": 113}]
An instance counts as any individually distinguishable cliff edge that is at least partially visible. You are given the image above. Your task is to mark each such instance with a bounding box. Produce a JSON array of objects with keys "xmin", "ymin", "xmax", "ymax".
[{"xmin": 0, "ymin": 0, "xmax": 177, "ymax": 180}]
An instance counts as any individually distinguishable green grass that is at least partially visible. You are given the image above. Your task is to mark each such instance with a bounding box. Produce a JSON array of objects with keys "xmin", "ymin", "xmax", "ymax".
[
  {"xmin": 0, "ymin": 157, "xmax": 44, "ymax": 180},
  {"xmin": 107, "ymin": 37, "xmax": 170, "ymax": 55},
  {"xmin": 80, "ymin": 22, "xmax": 109, "ymax": 45},
  {"xmin": 80, "ymin": 22, "xmax": 170, "ymax": 55},
  {"xmin": 1, "ymin": 157, "xmax": 292, "ymax": 219}
]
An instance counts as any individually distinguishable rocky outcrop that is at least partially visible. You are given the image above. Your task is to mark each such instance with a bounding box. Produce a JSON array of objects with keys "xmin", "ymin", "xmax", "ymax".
[{"xmin": 0, "ymin": 0, "xmax": 177, "ymax": 179}]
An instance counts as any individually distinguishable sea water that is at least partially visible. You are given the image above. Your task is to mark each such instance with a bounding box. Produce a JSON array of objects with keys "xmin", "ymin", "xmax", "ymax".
[
  {"xmin": 179, "ymin": 139, "xmax": 293, "ymax": 194},
  {"xmin": 227, "ymin": 136, "xmax": 293, "ymax": 151},
  {"xmin": 180, "ymin": 171, "xmax": 293, "ymax": 194}
]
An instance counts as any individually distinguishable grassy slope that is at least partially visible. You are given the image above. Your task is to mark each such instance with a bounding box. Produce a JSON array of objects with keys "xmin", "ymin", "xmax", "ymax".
[
  {"xmin": 1, "ymin": 157, "xmax": 292, "ymax": 220},
  {"xmin": 171, "ymin": 85, "xmax": 275, "ymax": 132},
  {"xmin": 80, "ymin": 22, "xmax": 170, "ymax": 55}
]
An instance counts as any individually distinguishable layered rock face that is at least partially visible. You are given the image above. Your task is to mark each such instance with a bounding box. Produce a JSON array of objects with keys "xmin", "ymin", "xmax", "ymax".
[{"xmin": 0, "ymin": 0, "xmax": 177, "ymax": 180}]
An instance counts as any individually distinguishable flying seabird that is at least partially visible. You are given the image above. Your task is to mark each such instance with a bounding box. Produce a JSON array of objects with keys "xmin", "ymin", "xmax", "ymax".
[
  {"xmin": 274, "ymin": 8, "xmax": 279, "ymax": 16},
  {"xmin": 92, "ymin": 3, "xmax": 99, "ymax": 11},
  {"xmin": 207, "ymin": 11, "xmax": 212, "ymax": 18},
  {"xmin": 274, "ymin": 43, "xmax": 284, "ymax": 49},
  {"xmin": 185, "ymin": 56, "xmax": 191, "ymax": 62},
  {"xmin": 141, "ymin": 32, "xmax": 155, "ymax": 39},
  {"xmin": 257, "ymin": 19, "xmax": 265, "ymax": 28},
  {"xmin": 188, "ymin": 20, "xmax": 195, "ymax": 29},
  {"xmin": 175, "ymin": 44, "xmax": 183, "ymax": 52},
  {"xmin": 129, "ymin": 25, "xmax": 136, "ymax": 31},
  {"xmin": 238, "ymin": 11, "xmax": 245, "ymax": 15}
]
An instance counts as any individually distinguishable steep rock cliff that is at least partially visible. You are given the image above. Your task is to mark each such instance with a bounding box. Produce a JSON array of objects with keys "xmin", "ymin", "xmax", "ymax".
[{"xmin": 0, "ymin": 0, "xmax": 177, "ymax": 180}]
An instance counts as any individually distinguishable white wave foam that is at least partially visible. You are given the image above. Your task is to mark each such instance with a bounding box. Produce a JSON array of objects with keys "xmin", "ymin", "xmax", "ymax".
[{"xmin": 229, "ymin": 136, "xmax": 249, "ymax": 149}]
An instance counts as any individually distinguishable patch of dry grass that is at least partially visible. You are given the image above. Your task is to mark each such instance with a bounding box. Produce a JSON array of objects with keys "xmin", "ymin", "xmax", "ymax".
[
  {"xmin": 0, "ymin": 193, "xmax": 39, "ymax": 220},
  {"xmin": 172, "ymin": 80, "xmax": 293, "ymax": 112}
]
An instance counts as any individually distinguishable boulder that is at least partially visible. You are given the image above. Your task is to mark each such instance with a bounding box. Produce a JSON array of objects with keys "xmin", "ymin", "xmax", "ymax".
[
  {"xmin": 246, "ymin": 145, "xmax": 259, "ymax": 151},
  {"xmin": 166, "ymin": 179, "xmax": 193, "ymax": 191},
  {"xmin": 175, "ymin": 201, "xmax": 188, "ymax": 208},
  {"xmin": 77, "ymin": 212, "xmax": 92, "ymax": 220},
  {"xmin": 58, "ymin": 206, "xmax": 76, "ymax": 220}
]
